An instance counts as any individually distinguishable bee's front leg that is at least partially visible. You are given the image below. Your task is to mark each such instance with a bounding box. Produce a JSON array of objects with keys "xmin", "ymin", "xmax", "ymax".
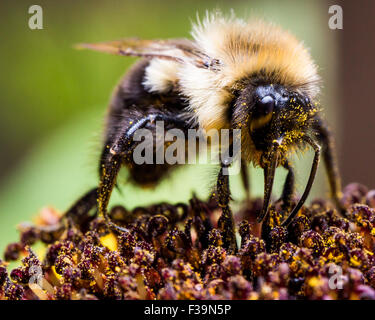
[
  {"xmin": 313, "ymin": 116, "xmax": 344, "ymax": 215},
  {"xmin": 216, "ymin": 160, "xmax": 238, "ymax": 254},
  {"xmin": 280, "ymin": 160, "xmax": 295, "ymax": 211},
  {"xmin": 240, "ymin": 161, "xmax": 251, "ymax": 201}
]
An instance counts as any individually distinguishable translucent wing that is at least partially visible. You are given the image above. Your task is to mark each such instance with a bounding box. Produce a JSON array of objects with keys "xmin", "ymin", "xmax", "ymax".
[{"xmin": 76, "ymin": 38, "xmax": 221, "ymax": 70}]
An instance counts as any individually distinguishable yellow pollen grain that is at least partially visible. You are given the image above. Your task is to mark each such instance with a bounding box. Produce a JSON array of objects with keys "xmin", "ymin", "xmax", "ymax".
[{"xmin": 100, "ymin": 233, "xmax": 118, "ymax": 251}]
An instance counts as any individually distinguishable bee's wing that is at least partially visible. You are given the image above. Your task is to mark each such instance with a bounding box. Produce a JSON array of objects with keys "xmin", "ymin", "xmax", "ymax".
[{"xmin": 76, "ymin": 38, "xmax": 220, "ymax": 70}]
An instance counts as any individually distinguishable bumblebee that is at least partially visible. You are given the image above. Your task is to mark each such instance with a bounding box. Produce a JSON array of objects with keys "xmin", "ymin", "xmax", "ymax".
[{"xmin": 67, "ymin": 12, "xmax": 343, "ymax": 252}]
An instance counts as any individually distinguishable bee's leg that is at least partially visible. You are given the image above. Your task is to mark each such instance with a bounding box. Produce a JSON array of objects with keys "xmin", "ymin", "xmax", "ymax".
[
  {"xmin": 99, "ymin": 113, "xmax": 190, "ymax": 233},
  {"xmin": 280, "ymin": 160, "xmax": 295, "ymax": 211},
  {"xmin": 43, "ymin": 187, "xmax": 97, "ymax": 242},
  {"xmin": 98, "ymin": 116, "xmax": 157, "ymax": 233},
  {"xmin": 65, "ymin": 187, "xmax": 98, "ymax": 224},
  {"xmin": 257, "ymin": 147, "xmax": 278, "ymax": 223},
  {"xmin": 312, "ymin": 117, "xmax": 344, "ymax": 214},
  {"xmin": 216, "ymin": 160, "xmax": 238, "ymax": 254},
  {"xmin": 240, "ymin": 161, "xmax": 251, "ymax": 201},
  {"xmin": 98, "ymin": 150, "xmax": 124, "ymax": 232},
  {"xmin": 99, "ymin": 144, "xmax": 124, "ymax": 197},
  {"xmin": 282, "ymin": 136, "xmax": 321, "ymax": 227}
]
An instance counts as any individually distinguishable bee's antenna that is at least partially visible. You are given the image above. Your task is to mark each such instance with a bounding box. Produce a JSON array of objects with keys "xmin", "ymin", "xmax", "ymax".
[{"xmin": 281, "ymin": 136, "xmax": 321, "ymax": 227}]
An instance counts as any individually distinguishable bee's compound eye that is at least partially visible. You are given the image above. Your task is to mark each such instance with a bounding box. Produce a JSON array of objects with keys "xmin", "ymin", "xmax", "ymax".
[{"xmin": 251, "ymin": 95, "xmax": 275, "ymax": 130}]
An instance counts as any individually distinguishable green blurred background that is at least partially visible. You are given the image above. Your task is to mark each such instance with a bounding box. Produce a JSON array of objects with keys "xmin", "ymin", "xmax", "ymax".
[{"xmin": 0, "ymin": 0, "xmax": 339, "ymax": 254}]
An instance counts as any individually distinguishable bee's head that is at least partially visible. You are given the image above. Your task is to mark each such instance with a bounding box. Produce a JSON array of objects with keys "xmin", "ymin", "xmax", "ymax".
[
  {"xmin": 231, "ymin": 82, "xmax": 320, "ymax": 224},
  {"xmin": 232, "ymin": 83, "xmax": 318, "ymax": 166}
]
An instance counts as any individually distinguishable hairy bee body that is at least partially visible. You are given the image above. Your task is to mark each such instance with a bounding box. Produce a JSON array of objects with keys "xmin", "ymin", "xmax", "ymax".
[{"xmin": 69, "ymin": 12, "xmax": 343, "ymax": 252}]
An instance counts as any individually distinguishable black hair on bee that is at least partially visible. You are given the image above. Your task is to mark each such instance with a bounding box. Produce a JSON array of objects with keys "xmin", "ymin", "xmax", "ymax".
[{"xmin": 67, "ymin": 11, "xmax": 343, "ymax": 253}]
